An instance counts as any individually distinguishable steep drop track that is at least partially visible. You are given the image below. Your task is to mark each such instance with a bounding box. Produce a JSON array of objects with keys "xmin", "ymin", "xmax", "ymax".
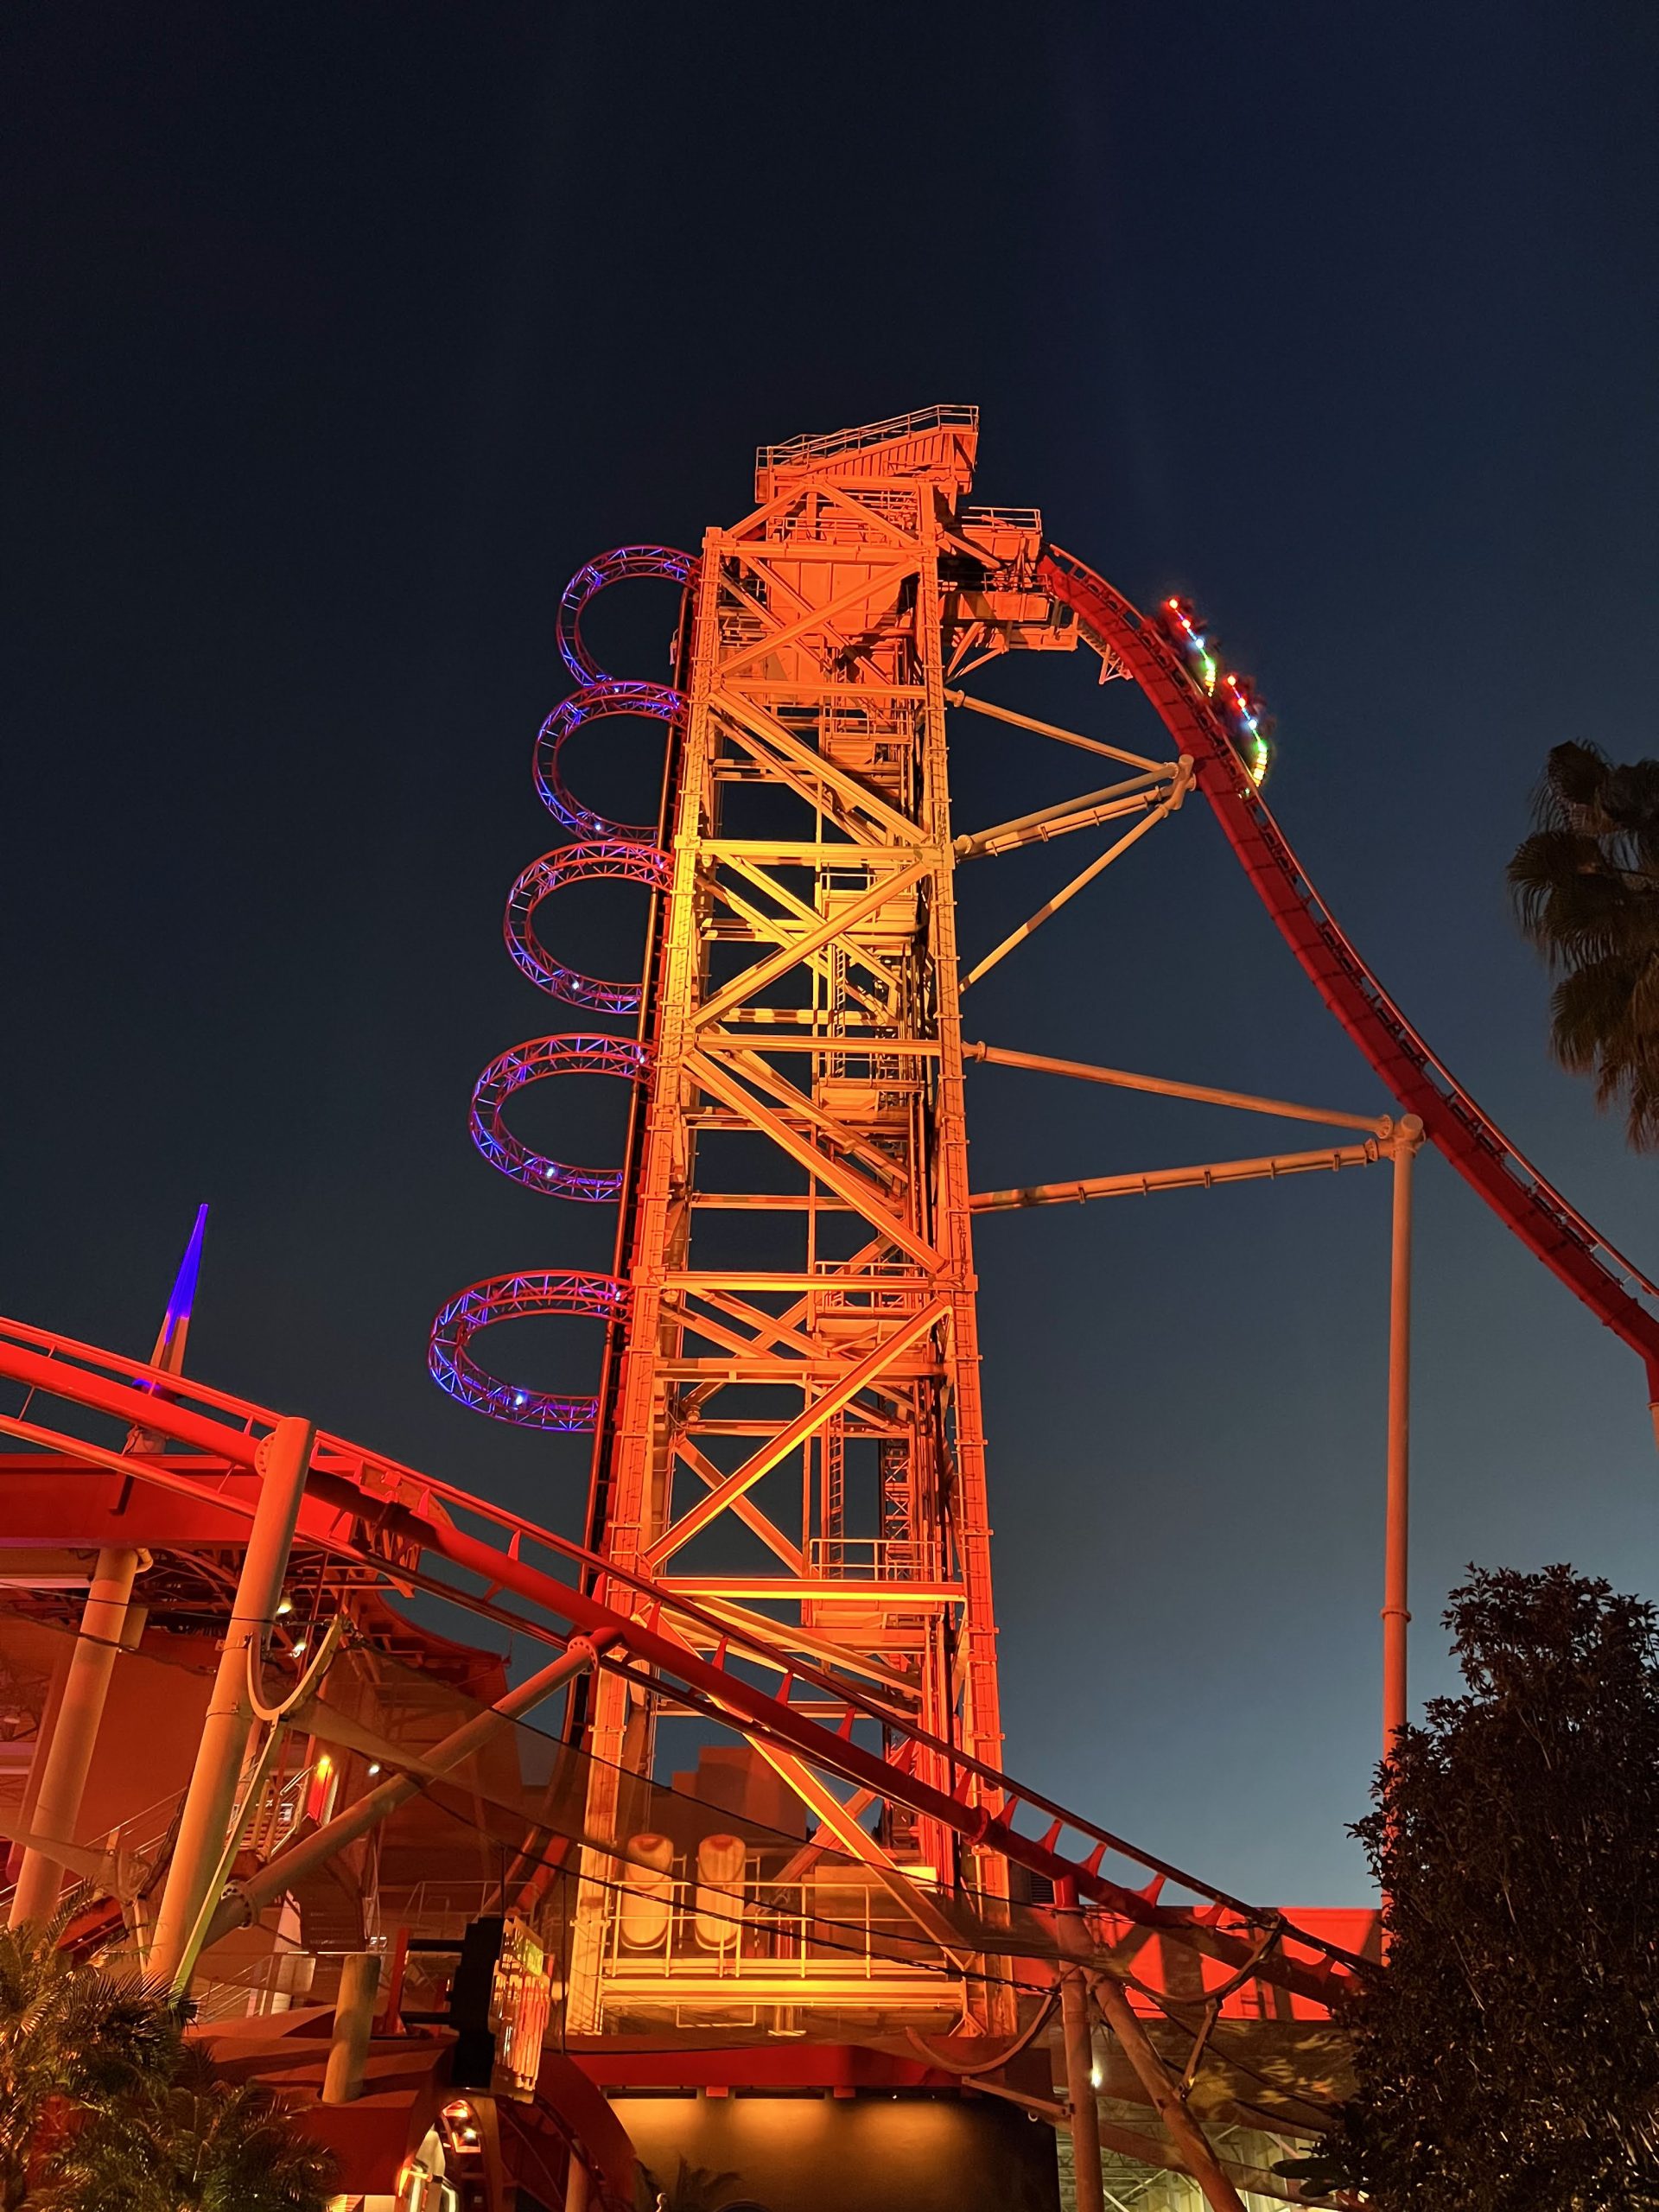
[
  {"xmin": 1039, "ymin": 547, "xmax": 1659, "ymax": 1402},
  {"xmin": 12, "ymin": 535, "xmax": 1650, "ymax": 2031}
]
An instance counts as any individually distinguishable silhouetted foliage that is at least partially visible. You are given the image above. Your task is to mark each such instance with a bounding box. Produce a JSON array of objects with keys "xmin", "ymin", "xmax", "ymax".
[
  {"xmin": 1510, "ymin": 741, "xmax": 1659, "ymax": 1147},
  {"xmin": 0, "ymin": 1917, "xmax": 332, "ymax": 2211},
  {"xmin": 1281, "ymin": 1565, "xmax": 1659, "ymax": 2209},
  {"xmin": 0, "ymin": 1914, "xmax": 180, "ymax": 2211},
  {"xmin": 42, "ymin": 2040, "xmax": 335, "ymax": 2212},
  {"xmin": 634, "ymin": 2157, "xmax": 741, "ymax": 2211}
]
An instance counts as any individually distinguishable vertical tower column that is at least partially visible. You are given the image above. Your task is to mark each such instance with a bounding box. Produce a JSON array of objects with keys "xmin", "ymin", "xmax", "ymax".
[{"xmin": 566, "ymin": 409, "xmax": 1020, "ymax": 2031}]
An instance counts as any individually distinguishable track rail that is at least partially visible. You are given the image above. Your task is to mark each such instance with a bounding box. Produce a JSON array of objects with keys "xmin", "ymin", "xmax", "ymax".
[
  {"xmin": 1039, "ymin": 547, "xmax": 1659, "ymax": 1395},
  {"xmin": 0, "ymin": 1310, "xmax": 1355, "ymax": 2005}
]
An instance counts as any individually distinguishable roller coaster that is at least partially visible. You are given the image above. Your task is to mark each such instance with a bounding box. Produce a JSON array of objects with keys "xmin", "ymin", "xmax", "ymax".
[{"xmin": 3, "ymin": 405, "xmax": 1654, "ymax": 2212}]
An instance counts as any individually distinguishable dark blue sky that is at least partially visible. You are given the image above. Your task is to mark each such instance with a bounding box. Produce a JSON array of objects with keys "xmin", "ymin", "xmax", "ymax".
[{"xmin": 5, "ymin": 3, "xmax": 1658, "ymax": 1903}]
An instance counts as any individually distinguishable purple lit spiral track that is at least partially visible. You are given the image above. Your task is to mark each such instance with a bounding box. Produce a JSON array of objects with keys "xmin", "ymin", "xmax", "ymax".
[{"xmin": 428, "ymin": 548, "xmax": 696, "ymax": 1430}]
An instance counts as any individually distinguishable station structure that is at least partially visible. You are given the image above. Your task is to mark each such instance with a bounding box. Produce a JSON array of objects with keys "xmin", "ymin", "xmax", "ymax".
[{"xmin": 6, "ymin": 407, "xmax": 1659, "ymax": 2212}]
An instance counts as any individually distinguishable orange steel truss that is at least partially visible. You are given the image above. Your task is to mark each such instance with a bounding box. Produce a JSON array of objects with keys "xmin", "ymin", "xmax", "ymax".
[
  {"xmin": 569, "ymin": 409, "xmax": 1038, "ymax": 2026},
  {"xmin": 32, "ymin": 398, "xmax": 1659, "ymax": 2200}
]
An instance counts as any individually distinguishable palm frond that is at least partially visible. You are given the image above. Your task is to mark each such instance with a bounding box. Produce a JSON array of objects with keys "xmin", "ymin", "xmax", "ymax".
[{"xmin": 1514, "ymin": 744, "xmax": 1659, "ymax": 1151}]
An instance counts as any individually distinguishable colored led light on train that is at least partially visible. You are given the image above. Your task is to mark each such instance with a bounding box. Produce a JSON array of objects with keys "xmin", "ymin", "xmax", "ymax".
[
  {"xmin": 1164, "ymin": 596, "xmax": 1271, "ymax": 784},
  {"xmin": 1222, "ymin": 671, "xmax": 1272, "ymax": 785}
]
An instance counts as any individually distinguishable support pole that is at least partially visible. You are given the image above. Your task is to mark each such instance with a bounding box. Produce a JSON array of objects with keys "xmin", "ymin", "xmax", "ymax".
[
  {"xmin": 321, "ymin": 1951, "xmax": 381, "ymax": 2104},
  {"xmin": 563, "ymin": 2156, "xmax": 591, "ymax": 2212},
  {"xmin": 1052, "ymin": 1879, "xmax": 1104, "ymax": 2212},
  {"xmin": 8, "ymin": 1546, "xmax": 144, "ymax": 1928},
  {"xmin": 1060, "ymin": 1970, "xmax": 1104, "ymax": 2212},
  {"xmin": 1382, "ymin": 1116, "xmax": 1423, "ymax": 1760},
  {"xmin": 200, "ymin": 1635, "xmax": 608, "ymax": 1953},
  {"xmin": 1089, "ymin": 1970, "xmax": 1248, "ymax": 2212},
  {"xmin": 147, "ymin": 1415, "xmax": 314, "ymax": 1990}
]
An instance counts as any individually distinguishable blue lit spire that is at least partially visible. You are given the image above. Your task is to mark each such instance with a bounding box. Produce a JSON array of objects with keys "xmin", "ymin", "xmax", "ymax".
[{"xmin": 148, "ymin": 1203, "xmax": 208, "ymax": 1378}]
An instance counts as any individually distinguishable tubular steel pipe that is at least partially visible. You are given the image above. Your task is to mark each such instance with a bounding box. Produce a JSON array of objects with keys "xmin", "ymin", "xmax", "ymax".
[
  {"xmin": 0, "ymin": 1342, "xmax": 264, "ymax": 1465},
  {"xmin": 7, "ymin": 1546, "xmax": 143, "ymax": 1928},
  {"xmin": 1061, "ymin": 1966, "xmax": 1104, "ymax": 2212},
  {"xmin": 0, "ymin": 1326, "xmax": 1354, "ymax": 2005},
  {"xmin": 148, "ymin": 1417, "xmax": 314, "ymax": 1989},
  {"xmin": 321, "ymin": 1952, "xmax": 381, "ymax": 2105},
  {"xmin": 1055, "ymin": 1883, "xmax": 1103, "ymax": 2212},
  {"xmin": 972, "ymin": 1140, "xmax": 1382, "ymax": 1213},
  {"xmin": 963, "ymin": 1040, "xmax": 1390, "ymax": 1137},
  {"xmin": 955, "ymin": 772, "xmax": 1173, "ymax": 859},
  {"xmin": 203, "ymin": 1636, "xmax": 607, "ymax": 1953},
  {"xmin": 962, "ymin": 785, "xmax": 1187, "ymax": 992},
  {"xmin": 1382, "ymin": 1117, "xmax": 1424, "ymax": 1758},
  {"xmin": 943, "ymin": 685, "xmax": 1168, "ymax": 773},
  {"xmin": 1088, "ymin": 1971, "xmax": 1248, "ymax": 2212}
]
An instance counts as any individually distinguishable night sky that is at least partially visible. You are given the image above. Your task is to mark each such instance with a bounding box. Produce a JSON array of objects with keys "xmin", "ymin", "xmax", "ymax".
[{"xmin": 6, "ymin": 3, "xmax": 1659, "ymax": 1904}]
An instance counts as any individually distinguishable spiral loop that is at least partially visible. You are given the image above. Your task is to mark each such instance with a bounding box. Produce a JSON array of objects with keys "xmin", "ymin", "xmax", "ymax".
[
  {"xmin": 556, "ymin": 544, "xmax": 700, "ymax": 690},
  {"xmin": 431, "ymin": 545, "xmax": 694, "ymax": 1431},
  {"xmin": 469, "ymin": 1033, "xmax": 651, "ymax": 1201},
  {"xmin": 533, "ymin": 680, "xmax": 685, "ymax": 842},
  {"xmin": 503, "ymin": 841, "xmax": 671, "ymax": 1013},
  {"xmin": 427, "ymin": 1270, "xmax": 628, "ymax": 1431}
]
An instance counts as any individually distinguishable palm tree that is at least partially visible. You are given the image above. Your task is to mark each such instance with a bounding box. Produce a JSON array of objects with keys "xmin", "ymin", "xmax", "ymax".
[
  {"xmin": 41, "ymin": 2043, "xmax": 335, "ymax": 2212},
  {"xmin": 0, "ymin": 1913, "xmax": 179, "ymax": 2211},
  {"xmin": 634, "ymin": 2158, "xmax": 741, "ymax": 2212},
  {"xmin": 1509, "ymin": 741, "xmax": 1659, "ymax": 1148}
]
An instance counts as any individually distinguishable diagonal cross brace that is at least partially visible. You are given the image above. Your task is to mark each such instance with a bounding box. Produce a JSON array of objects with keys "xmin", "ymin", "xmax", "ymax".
[{"xmin": 643, "ymin": 1299, "xmax": 948, "ymax": 1569}]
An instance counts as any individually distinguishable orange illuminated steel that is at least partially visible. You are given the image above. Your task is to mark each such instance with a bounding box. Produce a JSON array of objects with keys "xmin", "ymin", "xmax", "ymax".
[
  {"xmin": 568, "ymin": 410, "xmax": 1046, "ymax": 2027},
  {"xmin": 23, "ymin": 405, "xmax": 1659, "ymax": 2205}
]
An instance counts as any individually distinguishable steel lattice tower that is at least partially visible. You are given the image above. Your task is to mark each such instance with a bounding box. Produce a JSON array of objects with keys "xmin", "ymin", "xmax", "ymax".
[{"xmin": 564, "ymin": 409, "xmax": 1032, "ymax": 2023}]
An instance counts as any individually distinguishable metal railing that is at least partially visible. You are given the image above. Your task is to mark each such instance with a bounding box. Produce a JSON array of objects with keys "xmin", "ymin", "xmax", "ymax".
[
  {"xmin": 603, "ymin": 1859, "xmax": 947, "ymax": 1988},
  {"xmin": 807, "ymin": 1536, "xmax": 934, "ymax": 1581},
  {"xmin": 757, "ymin": 404, "xmax": 979, "ymax": 471}
]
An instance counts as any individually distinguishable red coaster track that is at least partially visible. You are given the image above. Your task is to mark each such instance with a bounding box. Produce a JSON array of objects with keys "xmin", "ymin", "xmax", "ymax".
[
  {"xmin": 1039, "ymin": 546, "xmax": 1659, "ymax": 1401},
  {"xmin": 0, "ymin": 1309, "xmax": 1353, "ymax": 2012},
  {"xmin": 8, "ymin": 504, "xmax": 1654, "ymax": 2069}
]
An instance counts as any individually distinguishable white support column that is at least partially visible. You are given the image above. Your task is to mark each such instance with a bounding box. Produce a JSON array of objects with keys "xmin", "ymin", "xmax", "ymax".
[
  {"xmin": 8, "ymin": 1546, "xmax": 144, "ymax": 1928},
  {"xmin": 147, "ymin": 1415, "xmax": 313, "ymax": 1989}
]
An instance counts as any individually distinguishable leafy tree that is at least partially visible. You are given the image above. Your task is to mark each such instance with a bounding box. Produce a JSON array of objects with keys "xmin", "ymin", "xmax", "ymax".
[
  {"xmin": 1284, "ymin": 1566, "xmax": 1659, "ymax": 2210},
  {"xmin": 41, "ymin": 2042, "xmax": 334, "ymax": 2212},
  {"xmin": 1509, "ymin": 741, "xmax": 1659, "ymax": 1147},
  {"xmin": 0, "ymin": 1913, "xmax": 178, "ymax": 2211}
]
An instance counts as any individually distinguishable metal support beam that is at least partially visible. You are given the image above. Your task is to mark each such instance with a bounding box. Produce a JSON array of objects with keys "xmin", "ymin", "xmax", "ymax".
[
  {"xmin": 1382, "ymin": 1116, "xmax": 1424, "ymax": 1758},
  {"xmin": 972, "ymin": 1139, "xmax": 1383, "ymax": 1213},
  {"xmin": 962, "ymin": 770, "xmax": 1191, "ymax": 991},
  {"xmin": 944, "ymin": 685, "xmax": 1168, "ymax": 772},
  {"xmin": 321, "ymin": 1952, "xmax": 381, "ymax": 2105},
  {"xmin": 963, "ymin": 1040, "xmax": 1389, "ymax": 1136},
  {"xmin": 1089, "ymin": 1969, "xmax": 1248, "ymax": 2212},
  {"xmin": 956, "ymin": 772, "xmax": 1175, "ymax": 859},
  {"xmin": 148, "ymin": 1415, "xmax": 314, "ymax": 1989},
  {"xmin": 1056, "ymin": 1883, "xmax": 1104, "ymax": 2212},
  {"xmin": 8, "ymin": 1545, "xmax": 143, "ymax": 1928},
  {"xmin": 202, "ymin": 1635, "xmax": 607, "ymax": 1952}
]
